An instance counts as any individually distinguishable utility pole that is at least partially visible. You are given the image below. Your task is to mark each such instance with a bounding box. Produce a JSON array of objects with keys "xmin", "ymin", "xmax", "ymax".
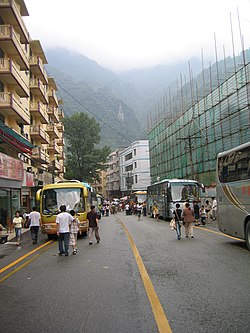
[{"xmin": 177, "ymin": 135, "xmax": 198, "ymax": 180}]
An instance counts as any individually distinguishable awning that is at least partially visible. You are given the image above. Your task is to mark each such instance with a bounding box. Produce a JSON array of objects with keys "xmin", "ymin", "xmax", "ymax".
[{"xmin": 0, "ymin": 122, "xmax": 34, "ymax": 154}]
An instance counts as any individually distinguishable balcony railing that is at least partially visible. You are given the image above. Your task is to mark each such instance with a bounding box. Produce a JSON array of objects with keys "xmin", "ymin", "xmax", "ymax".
[
  {"xmin": 46, "ymin": 123, "xmax": 60, "ymax": 139},
  {"xmin": 30, "ymin": 124, "xmax": 50, "ymax": 144},
  {"xmin": 29, "ymin": 101, "xmax": 49, "ymax": 124},
  {"xmin": 0, "ymin": 92, "xmax": 29, "ymax": 124},
  {"xmin": 0, "ymin": 25, "xmax": 29, "ymax": 70},
  {"xmin": 29, "ymin": 56, "xmax": 48, "ymax": 84},
  {"xmin": 58, "ymin": 150, "xmax": 65, "ymax": 160},
  {"xmin": 0, "ymin": 58, "xmax": 29, "ymax": 97},
  {"xmin": 57, "ymin": 122, "xmax": 64, "ymax": 132},
  {"xmin": 58, "ymin": 109, "xmax": 64, "ymax": 120},
  {"xmin": 32, "ymin": 146, "xmax": 50, "ymax": 164},
  {"xmin": 48, "ymin": 140, "xmax": 60, "ymax": 155},
  {"xmin": 30, "ymin": 77, "xmax": 48, "ymax": 104},
  {"xmin": 48, "ymin": 106, "xmax": 59, "ymax": 123},
  {"xmin": 48, "ymin": 89, "xmax": 59, "ymax": 106},
  {"xmin": 57, "ymin": 137, "xmax": 65, "ymax": 146},
  {"xmin": 0, "ymin": 0, "xmax": 29, "ymax": 43}
]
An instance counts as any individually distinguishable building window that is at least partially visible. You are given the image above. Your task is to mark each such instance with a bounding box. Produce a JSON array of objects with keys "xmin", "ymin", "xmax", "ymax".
[
  {"xmin": 135, "ymin": 175, "xmax": 138, "ymax": 183},
  {"xmin": 134, "ymin": 162, "xmax": 137, "ymax": 168},
  {"xmin": 134, "ymin": 149, "xmax": 136, "ymax": 156},
  {"xmin": 125, "ymin": 164, "xmax": 133, "ymax": 172},
  {"xmin": 125, "ymin": 152, "xmax": 132, "ymax": 161}
]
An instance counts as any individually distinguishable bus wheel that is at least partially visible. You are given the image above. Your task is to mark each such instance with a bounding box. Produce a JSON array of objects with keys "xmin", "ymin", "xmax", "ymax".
[
  {"xmin": 246, "ymin": 222, "xmax": 250, "ymax": 251},
  {"xmin": 47, "ymin": 234, "xmax": 55, "ymax": 240}
]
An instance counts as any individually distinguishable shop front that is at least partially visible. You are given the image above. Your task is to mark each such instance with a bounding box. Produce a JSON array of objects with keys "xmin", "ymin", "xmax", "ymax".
[{"xmin": 0, "ymin": 153, "xmax": 23, "ymax": 228}]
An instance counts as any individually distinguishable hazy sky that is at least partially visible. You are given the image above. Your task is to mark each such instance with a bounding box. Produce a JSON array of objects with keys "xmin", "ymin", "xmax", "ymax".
[{"xmin": 24, "ymin": 0, "xmax": 250, "ymax": 72}]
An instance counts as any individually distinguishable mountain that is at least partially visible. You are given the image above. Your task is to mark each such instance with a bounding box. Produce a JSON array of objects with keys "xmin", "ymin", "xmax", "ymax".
[{"xmin": 45, "ymin": 47, "xmax": 250, "ymax": 148}]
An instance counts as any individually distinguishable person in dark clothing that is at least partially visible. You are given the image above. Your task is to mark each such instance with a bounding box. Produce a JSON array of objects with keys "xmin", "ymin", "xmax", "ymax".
[
  {"xmin": 87, "ymin": 205, "xmax": 100, "ymax": 245},
  {"xmin": 193, "ymin": 201, "xmax": 200, "ymax": 226},
  {"xmin": 173, "ymin": 203, "xmax": 182, "ymax": 240}
]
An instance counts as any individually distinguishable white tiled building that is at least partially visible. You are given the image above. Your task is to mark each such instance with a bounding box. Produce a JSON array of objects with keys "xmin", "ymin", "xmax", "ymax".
[{"xmin": 119, "ymin": 140, "xmax": 151, "ymax": 195}]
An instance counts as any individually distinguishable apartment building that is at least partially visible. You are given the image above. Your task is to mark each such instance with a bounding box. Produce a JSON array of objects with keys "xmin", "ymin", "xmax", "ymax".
[
  {"xmin": 106, "ymin": 149, "xmax": 121, "ymax": 199},
  {"xmin": 119, "ymin": 140, "xmax": 151, "ymax": 196},
  {"xmin": 0, "ymin": 0, "xmax": 65, "ymax": 226}
]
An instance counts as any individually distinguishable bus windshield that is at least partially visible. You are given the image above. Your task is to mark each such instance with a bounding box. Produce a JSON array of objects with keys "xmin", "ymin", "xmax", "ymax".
[
  {"xmin": 171, "ymin": 183, "xmax": 199, "ymax": 202},
  {"xmin": 42, "ymin": 188, "xmax": 85, "ymax": 215}
]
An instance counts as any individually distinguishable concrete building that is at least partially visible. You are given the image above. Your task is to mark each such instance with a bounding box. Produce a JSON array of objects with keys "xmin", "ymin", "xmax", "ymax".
[
  {"xmin": 106, "ymin": 149, "xmax": 120, "ymax": 199},
  {"xmin": 0, "ymin": 0, "xmax": 65, "ymax": 225},
  {"xmin": 119, "ymin": 140, "xmax": 151, "ymax": 196}
]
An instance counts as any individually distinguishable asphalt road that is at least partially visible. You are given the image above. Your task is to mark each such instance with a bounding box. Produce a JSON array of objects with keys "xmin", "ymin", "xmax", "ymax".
[{"xmin": 0, "ymin": 213, "xmax": 249, "ymax": 333}]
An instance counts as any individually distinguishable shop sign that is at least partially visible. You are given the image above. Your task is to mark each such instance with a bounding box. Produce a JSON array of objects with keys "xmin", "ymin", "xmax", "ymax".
[
  {"xmin": 22, "ymin": 171, "xmax": 35, "ymax": 187},
  {"xmin": 0, "ymin": 152, "xmax": 23, "ymax": 181}
]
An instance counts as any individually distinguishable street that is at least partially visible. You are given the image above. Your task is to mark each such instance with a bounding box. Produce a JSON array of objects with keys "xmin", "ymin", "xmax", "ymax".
[{"xmin": 0, "ymin": 213, "xmax": 249, "ymax": 333}]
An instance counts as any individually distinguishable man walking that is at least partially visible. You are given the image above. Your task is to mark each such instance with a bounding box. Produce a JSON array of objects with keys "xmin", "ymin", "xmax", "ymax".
[
  {"xmin": 87, "ymin": 205, "xmax": 100, "ymax": 245},
  {"xmin": 29, "ymin": 207, "xmax": 41, "ymax": 244},
  {"xmin": 56, "ymin": 205, "xmax": 73, "ymax": 256}
]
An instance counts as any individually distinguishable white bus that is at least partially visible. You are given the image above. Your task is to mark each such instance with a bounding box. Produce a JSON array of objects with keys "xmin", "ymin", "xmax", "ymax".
[
  {"xmin": 216, "ymin": 142, "xmax": 250, "ymax": 250},
  {"xmin": 147, "ymin": 179, "xmax": 204, "ymax": 220}
]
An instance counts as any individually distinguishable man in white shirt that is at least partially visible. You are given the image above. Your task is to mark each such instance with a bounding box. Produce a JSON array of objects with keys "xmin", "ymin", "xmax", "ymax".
[
  {"xmin": 29, "ymin": 207, "xmax": 41, "ymax": 244},
  {"xmin": 56, "ymin": 205, "xmax": 74, "ymax": 256}
]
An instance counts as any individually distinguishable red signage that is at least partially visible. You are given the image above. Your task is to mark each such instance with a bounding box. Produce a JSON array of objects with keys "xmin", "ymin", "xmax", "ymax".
[{"xmin": 0, "ymin": 153, "xmax": 23, "ymax": 181}]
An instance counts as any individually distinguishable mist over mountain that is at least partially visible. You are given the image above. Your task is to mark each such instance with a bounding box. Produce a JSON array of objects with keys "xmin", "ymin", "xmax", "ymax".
[{"xmin": 45, "ymin": 47, "xmax": 249, "ymax": 149}]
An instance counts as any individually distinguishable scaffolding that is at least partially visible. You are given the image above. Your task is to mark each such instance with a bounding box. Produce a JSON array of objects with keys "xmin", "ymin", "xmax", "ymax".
[{"xmin": 148, "ymin": 60, "xmax": 250, "ymax": 186}]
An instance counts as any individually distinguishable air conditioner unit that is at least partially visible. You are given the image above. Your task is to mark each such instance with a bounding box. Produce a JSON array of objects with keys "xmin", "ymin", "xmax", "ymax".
[{"xmin": 27, "ymin": 167, "xmax": 32, "ymax": 172}]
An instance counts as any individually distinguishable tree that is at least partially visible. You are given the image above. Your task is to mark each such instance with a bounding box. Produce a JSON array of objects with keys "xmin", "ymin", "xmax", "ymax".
[{"xmin": 64, "ymin": 112, "xmax": 111, "ymax": 182}]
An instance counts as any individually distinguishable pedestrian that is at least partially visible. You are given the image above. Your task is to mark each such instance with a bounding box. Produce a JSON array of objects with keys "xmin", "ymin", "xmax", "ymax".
[
  {"xmin": 56, "ymin": 205, "xmax": 74, "ymax": 256},
  {"xmin": 182, "ymin": 202, "xmax": 195, "ymax": 238},
  {"xmin": 211, "ymin": 197, "xmax": 217, "ymax": 221},
  {"xmin": 125, "ymin": 203, "xmax": 130, "ymax": 215},
  {"xmin": 200, "ymin": 205, "xmax": 206, "ymax": 226},
  {"xmin": 137, "ymin": 202, "xmax": 142, "ymax": 220},
  {"xmin": 193, "ymin": 201, "xmax": 200, "ymax": 226},
  {"xmin": 12, "ymin": 210, "xmax": 24, "ymax": 246},
  {"xmin": 29, "ymin": 207, "xmax": 41, "ymax": 244},
  {"xmin": 173, "ymin": 203, "xmax": 182, "ymax": 240},
  {"xmin": 87, "ymin": 205, "xmax": 100, "ymax": 245},
  {"xmin": 69, "ymin": 210, "xmax": 80, "ymax": 255},
  {"xmin": 205, "ymin": 200, "xmax": 211, "ymax": 223},
  {"xmin": 142, "ymin": 201, "xmax": 147, "ymax": 216},
  {"xmin": 152, "ymin": 204, "xmax": 159, "ymax": 221}
]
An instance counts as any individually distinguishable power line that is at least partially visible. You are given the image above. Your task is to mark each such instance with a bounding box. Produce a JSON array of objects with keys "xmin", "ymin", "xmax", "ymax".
[{"xmin": 56, "ymin": 82, "xmax": 134, "ymax": 144}]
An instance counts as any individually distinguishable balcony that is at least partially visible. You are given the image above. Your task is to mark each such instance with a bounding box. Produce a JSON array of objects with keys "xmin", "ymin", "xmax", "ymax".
[
  {"xmin": 30, "ymin": 124, "xmax": 50, "ymax": 144},
  {"xmin": 48, "ymin": 140, "xmax": 60, "ymax": 155},
  {"xmin": 0, "ymin": 58, "xmax": 29, "ymax": 97},
  {"xmin": 57, "ymin": 122, "xmax": 64, "ymax": 132},
  {"xmin": 56, "ymin": 137, "xmax": 65, "ymax": 146},
  {"xmin": 59, "ymin": 165, "xmax": 66, "ymax": 174},
  {"xmin": 0, "ymin": 0, "xmax": 29, "ymax": 43},
  {"xmin": 0, "ymin": 25, "xmax": 29, "ymax": 70},
  {"xmin": 30, "ymin": 78, "xmax": 48, "ymax": 104},
  {"xmin": 46, "ymin": 123, "xmax": 60, "ymax": 139},
  {"xmin": 48, "ymin": 89, "xmax": 58, "ymax": 107},
  {"xmin": 54, "ymin": 159, "xmax": 61, "ymax": 170},
  {"xmin": 47, "ymin": 106, "xmax": 59, "ymax": 123},
  {"xmin": 29, "ymin": 101, "xmax": 49, "ymax": 124},
  {"xmin": 0, "ymin": 92, "xmax": 29, "ymax": 124},
  {"xmin": 58, "ymin": 150, "xmax": 65, "ymax": 160},
  {"xmin": 32, "ymin": 146, "xmax": 50, "ymax": 164},
  {"xmin": 58, "ymin": 109, "xmax": 64, "ymax": 121},
  {"xmin": 29, "ymin": 56, "xmax": 48, "ymax": 85}
]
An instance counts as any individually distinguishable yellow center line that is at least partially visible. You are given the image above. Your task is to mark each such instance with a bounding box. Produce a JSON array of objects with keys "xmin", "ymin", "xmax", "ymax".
[
  {"xmin": 0, "ymin": 241, "xmax": 55, "ymax": 284},
  {"xmin": 0, "ymin": 240, "xmax": 54, "ymax": 275},
  {"xmin": 119, "ymin": 220, "xmax": 172, "ymax": 333},
  {"xmin": 194, "ymin": 226, "xmax": 245, "ymax": 242}
]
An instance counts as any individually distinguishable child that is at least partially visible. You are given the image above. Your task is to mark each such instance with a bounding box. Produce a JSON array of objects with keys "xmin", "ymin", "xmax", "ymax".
[
  {"xmin": 200, "ymin": 205, "xmax": 206, "ymax": 226},
  {"xmin": 12, "ymin": 210, "xmax": 24, "ymax": 246},
  {"xmin": 69, "ymin": 210, "xmax": 80, "ymax": 255}
]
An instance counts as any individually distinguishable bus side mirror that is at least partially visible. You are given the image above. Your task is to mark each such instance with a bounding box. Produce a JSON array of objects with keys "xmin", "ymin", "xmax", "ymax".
[
  {"xmin": 36, "ymin": 189, "xmax": 42, "ymax": 201},
  {"xmin": 199, "ymin": 183, "xmax": 205, "ymax": 193}
]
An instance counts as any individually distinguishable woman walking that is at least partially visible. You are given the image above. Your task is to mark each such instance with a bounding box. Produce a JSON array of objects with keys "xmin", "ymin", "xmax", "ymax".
[
  {"xmin": 173, "ymin": 203, "xmax": 182, "ymax": 240},
  {"xmin": 182, "ymin": 202, "xmax": 195, "ymax": 238},
  {"xmin": 12, "ymin": 211, "xmax": 24, "ymax": 246}
]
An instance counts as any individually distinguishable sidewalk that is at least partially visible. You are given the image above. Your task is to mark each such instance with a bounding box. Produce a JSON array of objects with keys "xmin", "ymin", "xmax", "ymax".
[{"xmin": 0, "ymin": 228, "xmax": 30, "ymax": 243}]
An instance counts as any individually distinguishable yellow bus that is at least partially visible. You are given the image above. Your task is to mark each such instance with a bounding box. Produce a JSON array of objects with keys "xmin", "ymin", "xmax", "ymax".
[{"xmin": 36, "ymin": 180, "xmax": 90, "ymax": 239}]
